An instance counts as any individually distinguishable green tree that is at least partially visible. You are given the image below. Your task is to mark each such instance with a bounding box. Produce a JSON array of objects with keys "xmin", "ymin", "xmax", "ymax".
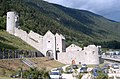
[
  {"xmin": 96, "ymin": 70, "xmax": 108, "ymax": 79},
  {"xmin": 23, "ymin": 67, "xmax": 49, "ymax": 79}
]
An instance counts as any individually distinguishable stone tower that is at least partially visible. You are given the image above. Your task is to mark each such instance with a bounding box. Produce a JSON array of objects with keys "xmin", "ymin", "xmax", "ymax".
[
  {"xmin": 55, "ymin": 33, "xmax": 66, "ymax": 53},
  {"xmin": 43, "ymin": 31, "xmax": 56, "ymax": 59},
  {"xmin": 6, "ymin": 11, "xmax": 19, "ymax": 35},
  {"xmin": 82, "ymin": 45, "xmax": 100, "ymax": 64}
]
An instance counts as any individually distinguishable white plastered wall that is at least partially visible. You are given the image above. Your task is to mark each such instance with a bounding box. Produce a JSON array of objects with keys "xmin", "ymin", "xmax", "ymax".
[
  {"xmin": 14, "ymin": 28, "xmax": 43, "ymax": 53},
  {"xmin": 58, "ymin": 44, "xmax": 100, "ymax": 65},
  {"xmin": 82, "ymin": 45, "xmax": 100, "ymax": 64},
  {"xmin": 55, "ymin": 33, "xmax": 62, "ymax": 53},
  {"xmin": 66, "ymin": 44, "xmax": 82, "ymax": 52},
  {"xmin": 43, "ymin": 31, "xmax": 56, "ymax": 59},
  {"xmin": 6, "ymin": 12, "xmax": 16, "ymax": 34}
]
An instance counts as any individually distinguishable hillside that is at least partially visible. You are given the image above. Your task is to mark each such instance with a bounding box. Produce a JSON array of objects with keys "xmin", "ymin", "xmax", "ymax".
[
  {"xmin": 0, "ymin": 57, "xmax": 64, "ymax": 70},
  {"xmin": 0, "ymin": 0, "xmax": 120, "ymax": 49},
  {"xmin": 0, "ymin": 30, "xmax": 36, "ymax": 50},
  {"xmin": 0, "ymin": 57, "xmax": 64, "ymax": 77},
  {"xmin": 29, "ymin": 57, "xmax": 65, "ymax": 70}
]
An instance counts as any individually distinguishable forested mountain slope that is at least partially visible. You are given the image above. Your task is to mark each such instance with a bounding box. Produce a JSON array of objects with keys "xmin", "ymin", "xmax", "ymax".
[{"xmin": 0, "ymin": 0, "xmax": 120, "ymax": 49}]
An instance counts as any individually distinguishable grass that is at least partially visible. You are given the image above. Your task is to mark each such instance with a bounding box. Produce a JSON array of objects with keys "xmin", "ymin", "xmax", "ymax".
[
  {"xmin": 0, "ymin": 30, "xmax": 36, "ymax": 50},
  {"xmin": 0, "ymin": 30, "xmax": 38, "ymax": 78},
  {"xmin": 0, "ymin": 59, "xmax": 28, "ymax": 78},
  {"xmin": 0, "ymin": 57, "xmax": 65, "ymax": 72},
  {"xmin": 0, "ymin": 59, "xmax": 28, "ymax": 71},
  {"xmin": 0, "ymin": 67, "xmax": 16, "ymax": 79},
  {"xmin": 0, "ymin": 57, "xmax": 65, "ymax": 78},
  {"xmin": 0, "ymin": 30, "xmax": 65, "ymax": 78},
  {"xmin": 0, "ymin": 76, "xmax": 18, "ymax": 79},
  {"xmin": 29, "ymin": 57, "xmax": 65, "ymax": 70}
]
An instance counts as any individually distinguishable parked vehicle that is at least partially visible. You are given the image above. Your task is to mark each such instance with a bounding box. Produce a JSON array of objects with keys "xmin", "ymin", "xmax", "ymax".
[
  {"xmin": 49, "ymin": 70, "xmax": 62, "ymax": 79},
  {"xmin": 82, "ymin": 64, "xmax": 87, "ymax": 68},
  {"xmin": 10, "ymin": 74, "xmax": 20, "ymax": 78},
  {"xmin": 93, "ymin": 68, "xmax": 98, "ymax": 77},
  {"xmin": 112, "ymin": 64, "xmax": 119, "ymax": 69},
  {"xmin": 57, "ymin": 67, "xmax": 63, "ymax": 71},
  {"xmin": 72, "ymin": 65, "xmax": 78, "ymax": 69},
  {"xmin": 67, "ymin": 68, "xmax": 73, "ymax": 73},
  {"xmin": 80, "ymin": 67, "xmax": 87, "ymax": 73}
]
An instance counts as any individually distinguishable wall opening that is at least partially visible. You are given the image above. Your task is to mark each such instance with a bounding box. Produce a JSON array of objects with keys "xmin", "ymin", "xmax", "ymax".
[
  {"xmin": 56, "ymin": 50, "xmax": 60, "ymax": 60},
  {"xmin": 46, "ymin": 50, "xmax": 54, "ymax": 59},
  {"xmin": 72, "ymin": 60, "xmax": 76, "ymax": 65}
]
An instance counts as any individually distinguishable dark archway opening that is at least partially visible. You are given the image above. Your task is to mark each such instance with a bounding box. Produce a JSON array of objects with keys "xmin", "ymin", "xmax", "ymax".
[
  {"xmin": 46, "ymin": 50, "xmax": 54, "ymax": 60},
  {"xmin": 56, "ymin": 50, "xmax": 60, "ymax": 60}
]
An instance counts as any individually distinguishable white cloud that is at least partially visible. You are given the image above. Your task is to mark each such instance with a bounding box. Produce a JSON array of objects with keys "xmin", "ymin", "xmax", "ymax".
[{"xmin": 44, "ymin": 0, "xmax": 120, "ymax": 21}]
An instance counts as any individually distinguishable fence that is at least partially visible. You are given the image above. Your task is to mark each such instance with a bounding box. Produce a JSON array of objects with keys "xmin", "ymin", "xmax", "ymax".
[{"xmin": 0, "ymin": 49, "xmax": 44, "ymax": 59}]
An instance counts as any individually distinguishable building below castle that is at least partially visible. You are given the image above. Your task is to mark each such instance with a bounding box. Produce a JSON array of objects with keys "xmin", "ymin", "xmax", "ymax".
[{"xmin": 6, "ymin": 11, "xmax": 101, "ymax": 65}]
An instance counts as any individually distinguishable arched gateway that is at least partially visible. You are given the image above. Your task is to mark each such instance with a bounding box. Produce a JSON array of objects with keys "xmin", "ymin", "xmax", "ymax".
[{"xmin": 46, "ymin": 50, "xmax": 54, "ymax": 59}]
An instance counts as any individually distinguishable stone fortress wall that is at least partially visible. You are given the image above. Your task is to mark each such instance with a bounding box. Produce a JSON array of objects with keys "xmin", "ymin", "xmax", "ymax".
[
  {"xmin": 58, "ymin": 44, "xmax": 101, "ymax": 64},
  {"xmin": 6, "ymin": 11, "xmax": 101, "ymax": 65}
]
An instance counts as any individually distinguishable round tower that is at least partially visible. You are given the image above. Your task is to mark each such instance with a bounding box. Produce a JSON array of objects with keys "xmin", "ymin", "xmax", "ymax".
[{"xmin": 6, "ymin": 11, "xmax": 19, "ymax": 34}]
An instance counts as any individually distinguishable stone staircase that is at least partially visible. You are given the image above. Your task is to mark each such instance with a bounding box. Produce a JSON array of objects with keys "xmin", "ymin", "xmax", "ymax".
[{"xmin": 22, "ymin": 58, "xmax": 36, "ymax": 68}]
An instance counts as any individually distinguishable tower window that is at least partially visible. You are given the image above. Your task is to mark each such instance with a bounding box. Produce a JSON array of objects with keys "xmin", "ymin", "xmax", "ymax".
[{"xmin": 48, "ymin": 41, "xmax": 50, "ymax": 43}]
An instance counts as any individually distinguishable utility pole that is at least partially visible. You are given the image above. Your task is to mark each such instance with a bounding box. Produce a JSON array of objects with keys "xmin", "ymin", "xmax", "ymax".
[{"xmin": 20, "ymin": 55, "xmax": 23, "ymax": 79}]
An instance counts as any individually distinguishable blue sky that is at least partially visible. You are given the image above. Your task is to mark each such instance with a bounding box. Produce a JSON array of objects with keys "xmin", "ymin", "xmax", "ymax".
[{"xmin": 44, "ymin": 0, "xmax": 120, "ymax": 22}]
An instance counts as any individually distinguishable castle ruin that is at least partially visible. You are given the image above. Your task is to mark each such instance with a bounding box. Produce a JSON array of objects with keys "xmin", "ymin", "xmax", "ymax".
[{"xmin": 6, "ymin": 11, "xmax": 101, "ymax": 65}]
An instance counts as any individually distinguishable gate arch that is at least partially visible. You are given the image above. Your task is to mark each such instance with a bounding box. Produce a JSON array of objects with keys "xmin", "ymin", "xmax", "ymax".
[
  {"xmin": 46, "ymin": 50, "xmax": 54, "ymax": 59},
  {"xmin": 72, "ymin": 60, "xmax": 76, "ymax": 65}
]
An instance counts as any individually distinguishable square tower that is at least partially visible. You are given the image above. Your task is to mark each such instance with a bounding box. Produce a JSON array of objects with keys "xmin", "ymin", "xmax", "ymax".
[
  {"xmin": 55, "ymin": 33, "xmax": 66, "ymax": 53},
  {"xmin": 43, "ymin": 31, "xmax": 56, "ymax": 59}
]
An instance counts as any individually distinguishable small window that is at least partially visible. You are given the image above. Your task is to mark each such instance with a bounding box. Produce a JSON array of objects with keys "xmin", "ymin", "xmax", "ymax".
[
  {"xmin": 77, "ymin": 50, "xmax": 79, "ymax": 51},
  {"xmin": 79, "ymin": 62, "xmax": 81, "ymax": 64},
  {"xmin": 57, "ymin": 44, "xmax": 58, "ymax": 46},
  {"xmin": 85, "ymin": 52, "xmax": 87, "ymax": 55},
  {"xmin": 48, "ymin": 41, "xmax": 50, "ymax": 43},
  {"xmin": 93, "ymin": 51, "xmax": 95, "ymax": 54},
  {"xmin": 17, "ymin": 17, "xmax": 19, "ymax": 20},
  {"xmin": 8, "ymin": 17, "xmax": 10, "ymax": 19}
]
